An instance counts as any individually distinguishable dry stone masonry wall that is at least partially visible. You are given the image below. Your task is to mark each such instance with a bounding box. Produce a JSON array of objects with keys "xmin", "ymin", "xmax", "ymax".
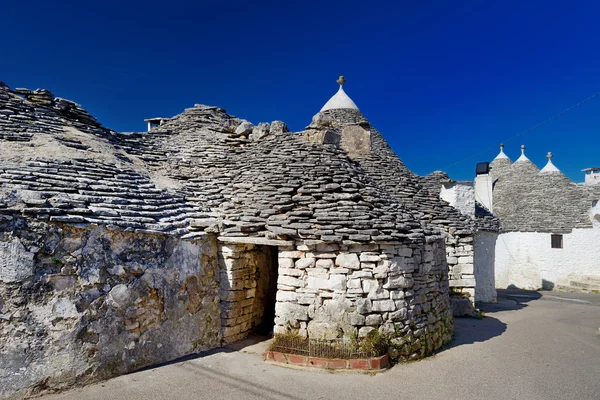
[
  {"xmin": 274, "ymin": 238, "xmax": 453, "ymax": 359},
  {"xmin": 303, "ymin": 109, "xmax": 498, "ymax": 302}
]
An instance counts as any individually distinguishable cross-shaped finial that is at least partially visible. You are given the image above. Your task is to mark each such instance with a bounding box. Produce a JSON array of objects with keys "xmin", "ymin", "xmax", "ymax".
[
  {"xmin": 521, "ymin": 145, "xmax": 526, "ymax": 153},
  {"xmin": 547, "ymin": 152, "xmax": 553, "ymax": 160},
  {"xmin": 500, "ymin": 143, "xmax": 504, "ymax": 150},
  {"xmin": 337, "ymin": 75, "xmax": 346, "ymax": 85}
]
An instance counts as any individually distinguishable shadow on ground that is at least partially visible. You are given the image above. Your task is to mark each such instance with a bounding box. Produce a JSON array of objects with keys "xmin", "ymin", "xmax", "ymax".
[
  {"xmin": 134, "ymin": 291, "xmax": 545, "ymax": 375},
  {"xmin": 479, "ymin": 289, "xmax": 542, "ymax": 313},
  {"xmin": 131, "ymin": 334, "xmax": 272, "ymax": 374},
  {"xmin": 442, "ymin": 289, "xmax": 543, "ymax": 351}
]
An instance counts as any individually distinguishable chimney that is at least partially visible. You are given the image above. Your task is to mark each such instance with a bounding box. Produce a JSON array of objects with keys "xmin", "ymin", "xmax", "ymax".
[{"xmin": 583, "ymin": 168, "xmax": 600, "ymax": 186}]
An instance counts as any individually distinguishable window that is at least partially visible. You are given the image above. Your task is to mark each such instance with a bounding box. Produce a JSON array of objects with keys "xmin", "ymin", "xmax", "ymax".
[{"xmin": 551, "ymin": 234, "xmax": 563, "ymax": 249}]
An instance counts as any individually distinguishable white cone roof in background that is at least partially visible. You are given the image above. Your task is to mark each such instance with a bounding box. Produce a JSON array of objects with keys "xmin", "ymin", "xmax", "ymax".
[
  {"xmin": 515, "ymin": 145, "xmax": 530, "ymax": 162},
  {"xmin": 539, "ymin": 152, "xmax": 561, "ymax": 174},
  {"xmin": 320, "ymin": 76, "xmax": 360, "ymax": 112},
  {"xmin": 493, "ymin": 143, "xmax": 511, "ymax": 161}
]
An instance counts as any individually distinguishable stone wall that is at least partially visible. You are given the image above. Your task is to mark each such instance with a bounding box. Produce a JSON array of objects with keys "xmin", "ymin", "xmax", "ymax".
[
  {"xmin": 440, "ymin": 182, "xmax": 475, "ymax": 217},
  {"xmin": 444, "ymin": 232, "xmax": 476, "ymax": 301},
  {"xmin": 218, "ymin": 242, "xmax": 278, "ymax": 344},
  {"xmin": 0, "ymin": 216, "xmax": 220, "ymax": 399},
  {"xmin": 273, "ymin": 239, "xmax": 453, "ymax": 360}
]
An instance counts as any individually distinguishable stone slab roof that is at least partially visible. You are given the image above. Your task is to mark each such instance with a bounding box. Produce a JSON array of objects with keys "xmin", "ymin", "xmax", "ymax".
[
  {"xmin": 303, "ymin": 108, "xmax": 497, "ymax": 234},
  {"xmin": 0, "ymin": 81, "xmax": 442, "ymax": 244},
  {"xmin": 492, "ymin": 155, "xmax": 600, "ymax": 232}
]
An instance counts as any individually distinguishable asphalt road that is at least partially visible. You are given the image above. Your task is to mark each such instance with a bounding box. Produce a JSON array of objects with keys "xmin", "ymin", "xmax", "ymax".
[{"xmin": 42, "ymin": 290, "xmax": 600, "ymax": 400}]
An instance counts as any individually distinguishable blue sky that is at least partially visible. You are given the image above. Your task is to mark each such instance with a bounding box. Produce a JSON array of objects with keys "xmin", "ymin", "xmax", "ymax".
[{"xmin": 1, "ymin": 0, "xmax": 599, "ymax": 182}]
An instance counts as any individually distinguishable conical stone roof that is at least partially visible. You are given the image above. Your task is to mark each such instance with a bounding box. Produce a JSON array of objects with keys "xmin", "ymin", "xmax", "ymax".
[
  {"xmin": 491, "ymin": 146, "xmax": 600, "ymax": 232},
  {"xmin": 304, "ymin": 97, "xmax": 484, "ymax": 234},
  {"xmin": 0, "ymin": 80, "xmax": 440, "ymax": 244},
  {"xmin": 490, "ymin": 144, "xmax": 513, "ymax": 180}
]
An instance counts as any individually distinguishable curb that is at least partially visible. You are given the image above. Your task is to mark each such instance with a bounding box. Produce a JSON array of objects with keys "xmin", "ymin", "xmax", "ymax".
[{"xmin": 264, "ymin": 350, "xmax": 389, "ymax": 371}]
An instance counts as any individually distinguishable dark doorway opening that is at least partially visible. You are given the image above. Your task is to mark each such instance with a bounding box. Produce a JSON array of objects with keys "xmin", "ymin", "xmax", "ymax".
[{"xmin": 252, "ymin": 246, "xmax": 279, "ymax": 336}]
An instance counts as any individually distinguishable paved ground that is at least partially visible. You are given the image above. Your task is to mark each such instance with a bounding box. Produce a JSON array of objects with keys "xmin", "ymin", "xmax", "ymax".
[{"xmin": 42, "ymin": 290, "xmax": 600, "ymax": 400}]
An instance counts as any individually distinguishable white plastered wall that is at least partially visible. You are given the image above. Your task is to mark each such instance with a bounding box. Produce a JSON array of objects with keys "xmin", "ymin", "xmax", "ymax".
[
  {"xmin": 440, "ymin": 183, "xmax": 475, "ymax": 217},
  {"xmin": 474, "ymin": 174, "xmax": 493, "ymax": 212},
  {"xmin": 495, "ymin": 228, "xmax": 600, "ymax": 290}
]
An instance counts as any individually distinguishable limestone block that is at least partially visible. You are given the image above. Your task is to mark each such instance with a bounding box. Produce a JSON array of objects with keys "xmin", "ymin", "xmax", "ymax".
[
  {"xmin": 335, "ymin": 253, "xmax": 360, "ymax": 270},
  {"xmin": 349, "ymin": 244, "xmax": 379, "ymax": 253},
  {"xmin": 234, "ymin": 121, "xmax": 254, "ymax": 135},
  {"xmin": 458, "ymin": 256, "xmax": 474, "ymax": 264},
  {"xmin": 0, "ymin": 239, "xmax": 35, "ymax": 283},
  {"xmin": 295, "ymin": 257, "xmax": 315, "ymax": 269},
  {"xmin": 448, "ymin": 278, "xmax": 476, "ymax": 287},
  {"xmin": 330, "ymin": 267, "xmax": 350, "ymax": 274},
  {"xmin": 388, "ymin": 308, "xmax": 408, "ymax": 321},
  {"xmin": 279, "ymin": 268, "xmax": 304, "ymax": 277},
  {"xmin": 372, "ymin": 300, "xmax": 395, "ymax": 312},
  {"xmin": 347, "ymin": 278, "xmax": 362, "ymax": 289},
  {"xmin": 107, "ymin": 284, "xmax": 131, "ymax": 309},
  {"xmin": 316, "ymin": 243, "xmax": 339, "ymax": 252},
  {"xmin": 278, "ymin": 276, "xmax": 304, "ymax": 288},
  {"xmin": 350, "ymin": 313, "xmax": 366, "ymax": 326},
  {"xmin": 297, "ymin": 293, "xmax": 317, "ymax": 305},
  {"xmin": 356, "ymin": 298, "xmax": 372, "ymax": 314},
  {"xmin": 359, "ymin": 253, "xmax": 380, "ymax": 262},
  {"xmin": 367, "ymin": 288, "xmax": 389, "ymax": 300},
  {"xmin": 377, "ymin": 323, "xmax": 395, "ymax": 336},
  {"xmin": 446, "ymin": 256, "xmax": 458, "ymax": 265},
  {"xmin": 316, "ymin": 259, "xmax": 334, "ymax": 269},
  {"xmin": 373, "ymin": 263, "xmax": 389, "ymax": 279},
  {"xmin": 383, "ymin": 275, "xmax": 414, "ymax": 290},
  {"xmin": 423, "ymin": 251, "xmax": 434, "ymax": 262},
  {"xmin": 398, "ymin": 248, "xmax": 413, "ymax": 257},
  {"xmin": 452, "ymin": 263, "xmax": 474, "ymax": 275},
  {"xmin": 306, "ymin": 252, "xmax": 337, "ymax": 259},
  {"xmin": 351, "ymin": 271, "xmax": 373, "ymax": 279},
  {"xmin": 307, "ymin": 276, "xmax": 329, "ymax": 290},
  {"xmin": 366, "ymin": 314, "xmax": 383, "ymax": 326},
  {"xmin": 388, "ymin": 257, "xmax": 415, "ymax": 273},
  {"xmin": 362, "ymin": 278, "xmax": 379, "ymax": 293},
  {"xmin": 306, "ymin": 268, "xmax": 329, "ymax": 278},
  {"xmin": 275, "ymin": 302, "xmax": 308, "ymax": 321},
  {"xmin": 51, "ymin": 297, "xmax": 80, "ymax": 319},
  {"xmin": 278, "ymin": 258, "xmax": 294, "ymax": 269},
  {"xmin": 270, "ymin": 120, "xmax": 289, "ymax": 134},
  {"xmin": 327, "ymin": 274, "xmax": 347, "ymax": 291},
  {"xmin": 340, "ymin": 125, "xmax": 371, "ymax": 157},
  {"xmin": 358, "ymin": 326, "xmax": 375, "ymax": 337},
  {"xmin": 279, "ymin": 251, "xmax": 304, "ymax": 258},
  {"xmin": 276, "ymin": 291, "xmax": 298, "ymax": 302}
]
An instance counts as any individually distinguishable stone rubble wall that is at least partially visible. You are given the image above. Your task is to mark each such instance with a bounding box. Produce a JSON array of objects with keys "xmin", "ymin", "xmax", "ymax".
[
  {"xmin": 304, "ymin": 110, "xmax": 498, "ymax": 304},
  {"xmin": 445, "ymin": 232, "xmax": 476, "ymax": 301},
  {"xmin": 0, "ymin": 216, "xmax": 221, "ymax": 399},
  {"xmin": 218, "ymin": 243, "xmax": 276, "ymax": 344},
  {"xmin": 273, "ymin": 239, "xmax": 453, "ymax": 360}
]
